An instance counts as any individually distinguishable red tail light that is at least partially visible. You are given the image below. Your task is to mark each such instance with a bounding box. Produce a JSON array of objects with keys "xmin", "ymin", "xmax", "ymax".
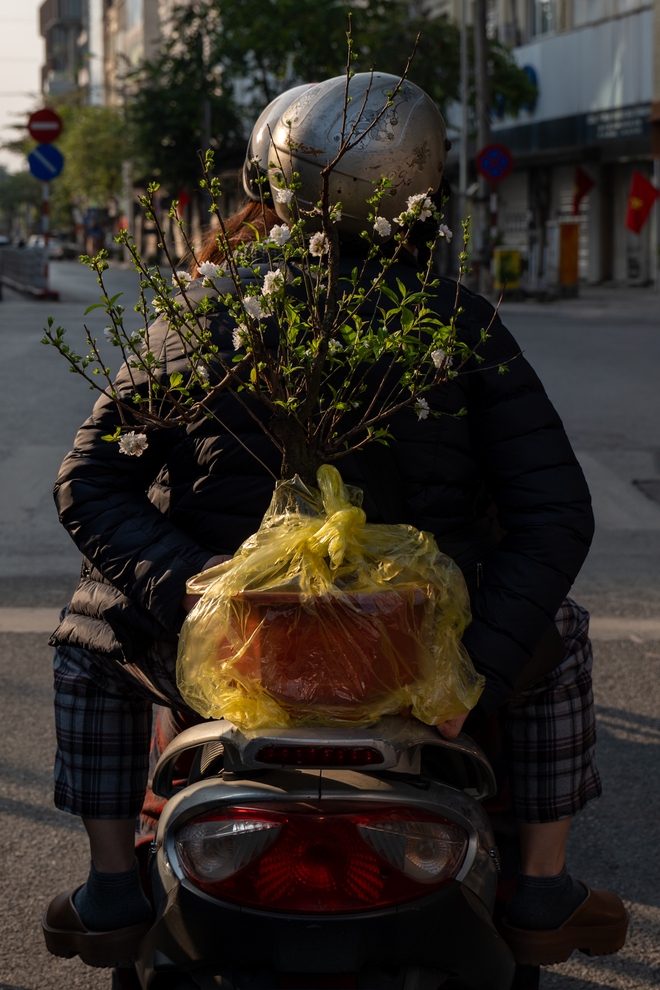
[
  {"xmin": 175, "ymin": 804, "xmax": 467, "ymax": 913},
  {"xmin": 255, "ymin": 746, "xmax": 384, "ymax": 767}
]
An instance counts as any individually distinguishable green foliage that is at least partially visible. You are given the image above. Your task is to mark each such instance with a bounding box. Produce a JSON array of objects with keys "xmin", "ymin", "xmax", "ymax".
[
  {"xmin": 54, "ymin": 104, "xmax": 126, "ymax": 209},
  {"xmin": 488, "ymin": 39, "xmax": 537, "ymax": 117},
  {"xmin": 126, "ymin": 0, "xmax": 536, "ymax": 190},
  {"xmin": 0, "ymin": 167, "xmax": 41, "ymax": 237},
  {"xmin": 42, "ymin": 147, "xmax": 485, "ymax": 483}
]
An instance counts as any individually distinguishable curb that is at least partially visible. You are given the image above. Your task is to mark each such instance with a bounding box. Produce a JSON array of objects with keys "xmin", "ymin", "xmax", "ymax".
[{"xmin": 0, "ymin": 274, "xmax": 59, "ymax": 300}]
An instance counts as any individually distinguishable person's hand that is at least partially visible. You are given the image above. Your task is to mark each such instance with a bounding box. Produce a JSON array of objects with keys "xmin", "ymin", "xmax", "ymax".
[
  {"xmin": 181, "ymin": 554, "xmax": 232, "ymax": 613},
  {"xmin": 435, "ymin": 712, "xmax": 469, "ymax": 739}
]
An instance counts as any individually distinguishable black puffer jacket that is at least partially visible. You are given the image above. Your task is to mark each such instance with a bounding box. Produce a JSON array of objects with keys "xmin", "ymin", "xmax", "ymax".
[{"xmin": 52, "ymin": 258, "xmax": 594, "ymax": 716}]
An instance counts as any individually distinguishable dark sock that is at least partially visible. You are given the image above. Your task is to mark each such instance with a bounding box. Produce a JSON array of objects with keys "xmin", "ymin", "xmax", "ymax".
[
  {"xmin": 505, "ymin": 868, "xmax": 588, "ymax": 930},
  {"xmin": 73, "ymin": 859, "xmax": 151, "ymax": 932}
]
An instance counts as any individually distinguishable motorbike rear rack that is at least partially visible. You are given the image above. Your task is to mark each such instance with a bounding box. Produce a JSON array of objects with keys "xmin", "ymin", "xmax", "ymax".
[{"xmin": 152, "ymin": 715, "xmax": 496, "ymax": 802}]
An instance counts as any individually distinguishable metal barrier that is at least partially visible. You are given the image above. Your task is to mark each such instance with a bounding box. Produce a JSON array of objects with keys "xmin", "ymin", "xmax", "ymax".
[{"xmin": 0, "ymin": 247, "xmax": 59, "ymax": 299}]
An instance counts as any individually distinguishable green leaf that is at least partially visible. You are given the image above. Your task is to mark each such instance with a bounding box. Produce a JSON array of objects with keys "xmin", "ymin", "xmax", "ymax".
[
  {"xmin": 83, "ymin": 302, "xmax": 105, "ymax": 315},
  {"xmin": 101, "ymin": 426, "xmax": 122, "ymax": 442}
]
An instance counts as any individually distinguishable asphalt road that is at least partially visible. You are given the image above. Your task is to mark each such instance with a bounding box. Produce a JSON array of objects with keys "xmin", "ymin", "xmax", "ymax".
[{"xmin": 0, "ymin": 263, "xmax": 659, "ymax": 990}]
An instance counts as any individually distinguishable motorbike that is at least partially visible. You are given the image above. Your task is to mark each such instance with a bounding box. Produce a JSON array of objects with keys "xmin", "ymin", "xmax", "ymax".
[{"xmin": 130, "ymin": 715, "xmax": 517, "ymax": 990}]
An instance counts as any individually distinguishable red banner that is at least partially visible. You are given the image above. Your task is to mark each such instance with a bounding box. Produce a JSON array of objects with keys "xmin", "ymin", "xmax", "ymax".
[
  {"xmin": 572, "ymin": 167, "xmax": 595, "ymax": 216},
  {"xmin": 625, "ymin": 170, "xmax": 659, "ymax": 233}
]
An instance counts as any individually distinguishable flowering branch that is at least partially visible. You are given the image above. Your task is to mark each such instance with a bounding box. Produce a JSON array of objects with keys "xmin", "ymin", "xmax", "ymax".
[{"xmin": 42, "ymin": 26, "xmax": 504, "ymax": 488}]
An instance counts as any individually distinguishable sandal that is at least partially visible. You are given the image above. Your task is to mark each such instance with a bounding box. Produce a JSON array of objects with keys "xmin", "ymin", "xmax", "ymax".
[
  {"xmin": 42, "ymin": 887, "xmax": 151, "ymax": 969},
  {"xmin": 500, "ymin": 883, "xmax": 629, "ymax": 967}
]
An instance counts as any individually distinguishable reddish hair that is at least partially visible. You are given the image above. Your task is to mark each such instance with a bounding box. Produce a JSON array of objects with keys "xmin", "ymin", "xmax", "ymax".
[{"xmin": 195, "ymin": 200, "xmax": 281, "ymax": 269}]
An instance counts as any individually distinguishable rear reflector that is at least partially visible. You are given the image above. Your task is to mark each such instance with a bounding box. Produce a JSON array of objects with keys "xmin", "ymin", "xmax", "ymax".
[{"xmin": 255, "ymin": 746, "xmax": 384, "ymax": 767}]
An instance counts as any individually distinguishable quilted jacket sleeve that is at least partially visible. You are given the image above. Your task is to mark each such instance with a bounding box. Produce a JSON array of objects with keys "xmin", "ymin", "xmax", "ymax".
[
  {"xmin": 458, "ymin": 292, "xmax": 594, "ymax": 716},
  {"xmin": 53, "ymin": 393, "xmax": 212, "ymax": 633}
]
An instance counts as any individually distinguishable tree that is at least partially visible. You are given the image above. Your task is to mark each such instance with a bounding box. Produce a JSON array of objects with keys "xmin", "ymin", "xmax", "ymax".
[
  {"xmin": 52, "ymin": 104, "xmax": 126, "ymax": 215},
  {"xmin": 1, "ymin": 103, "xmax": 127, "ymax": 234},
  {"xmin": 0, "ymin": 168, "xmax": 42, "ymax": 239},
  {"xmin": 126, "ymin": 0, "xmax": 536, "ymax": 191}
]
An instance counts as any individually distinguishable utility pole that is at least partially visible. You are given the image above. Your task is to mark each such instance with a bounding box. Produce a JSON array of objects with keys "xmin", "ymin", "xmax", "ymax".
[
  {"xmin": 459, "ymin": 0, "xmax": 468, "ymax": 208},
  {"xmin": 473, "ymin": 0, "xmax": 492, "ymax": 291}
]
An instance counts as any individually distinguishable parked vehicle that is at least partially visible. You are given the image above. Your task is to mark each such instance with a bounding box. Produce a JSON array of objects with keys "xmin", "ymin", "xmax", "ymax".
[
  {"xmin": 132, "ymin": 716, "xmax": 515, "ymax": 990},
  {"xmin": 26, "ymin": 234, "xmax": 79, "ymax": 259}
]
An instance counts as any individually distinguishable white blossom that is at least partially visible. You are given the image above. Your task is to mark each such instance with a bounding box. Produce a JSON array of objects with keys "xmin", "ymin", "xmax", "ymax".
[
  {"xmin": 198, "ymin": 260, "xmax": 223, "ymax": 279},
  {"xmin": 194, "ymin": 362, "xmax": 210, "ymax": 382},
  {"xmin": 328, "ymin": 338, "xmax": 343, "ymax": 353},
  {"xmin": 274, "ymin": 187, "xmax": 294, "ymax": 205},
  {"xmin": 118, "ymin": 432, "xmax": 149, "ymax": 457},
  {"xmin": 373, "ymin": 216, "xmax": 392, "ymax": 238},
  {"xmin": 268, "ymin": 224, "xmax": 291, "ymax": 247},
  {"xmin": 438, "ymin": 224, "xmax": 453, "ymax": 242},
  {"xmin": 415, "ymin": 397, "xmax": 430, "ymax": 421},
  {"xmin": 172, "ymin": 269, "xmax": 192, "ymax": 286},
  {"xmin": 243, "ymin": 295, "xmax": 265, "ymax": 320},
  {"xmin": 152, "ymin": 297, "xmax": 166, "ymax": 312},
  {"xmin": 431, "ymin": 349, "xmax": 446, "ymax": 368},
  {"xmin": 232, "ymin": 324, "xmax": 248, "ymax": 350},
  {"xmin": 394, "ymin": 193, "xmax": 434, "ymax": 227},
  {"xmin": 262, "ymin": 269, "xmax": 284, "ymax": 296},
  {"xmin": 330, "ymin": 206, "xmax": 342, "ymax": 222},
  {"xmin": 309, "ymin": 232, "xmax": 329, "ymax": 257},
  {"xmin": 406, "ymin": 193, "xmax": 433, "ymax": 221},
  {"xmin": 103, "ymin": 326, "xmax": 115, "ymax": 342},
  {"xmin": 129, "ymin": 330, "xmax": 142, "ymax": 344}
]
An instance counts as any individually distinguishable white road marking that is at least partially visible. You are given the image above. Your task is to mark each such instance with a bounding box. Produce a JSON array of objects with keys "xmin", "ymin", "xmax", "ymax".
[
  {"xmin": 0, "ymin": 609, "xmax": 60, "ymax": 632},
  {"xmin": 0, "ymin": 609, "xmax": 660, "ymax": 640}
]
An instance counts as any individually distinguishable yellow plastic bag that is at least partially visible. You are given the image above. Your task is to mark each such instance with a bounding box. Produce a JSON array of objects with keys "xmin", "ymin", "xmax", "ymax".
[{"xmin": 177, "ymin": 465, "xmax": 484, "ymax": 729}]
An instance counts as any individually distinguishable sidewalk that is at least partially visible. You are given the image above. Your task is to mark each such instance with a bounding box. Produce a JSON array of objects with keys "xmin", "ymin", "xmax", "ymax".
[{"xmin": 497, "ymin": 283, "xmax": 660, "ymax": 323}]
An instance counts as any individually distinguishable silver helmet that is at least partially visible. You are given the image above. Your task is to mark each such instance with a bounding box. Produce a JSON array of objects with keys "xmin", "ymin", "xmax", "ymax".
[
  {"xmin": 242, "ymin": 84, "xmax": 317, "ymax": 202},
  {"xmin": 268, "ymin": 73, "xmax": 449, "ymax": 240}
]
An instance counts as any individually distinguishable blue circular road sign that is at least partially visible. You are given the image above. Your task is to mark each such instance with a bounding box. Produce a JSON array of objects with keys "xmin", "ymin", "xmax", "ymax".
[
  {"xmin": 476, "ymin": 143, "xmax": 513, "ymax": 183},
  {"xmin": 28, "ymin": 143, "xmax": 64, "ymax": 181}
]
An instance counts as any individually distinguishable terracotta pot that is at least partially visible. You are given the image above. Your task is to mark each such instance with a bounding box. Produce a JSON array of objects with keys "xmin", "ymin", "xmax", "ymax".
[{"xmin": 223, "ymin": 587, "xmax": 429, "ymax": 712}]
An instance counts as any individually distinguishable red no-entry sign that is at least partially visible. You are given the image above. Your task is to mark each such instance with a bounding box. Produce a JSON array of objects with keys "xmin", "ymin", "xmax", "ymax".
[{"xmin": 28, "ymin": 108, "xmax": 63, "ymax": 144}]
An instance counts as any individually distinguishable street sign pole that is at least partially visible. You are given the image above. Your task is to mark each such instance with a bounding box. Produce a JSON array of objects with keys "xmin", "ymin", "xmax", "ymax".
[
  {"xmin": 26, "ymin": 109, "xmax": 64, "ymax": 301},
  {"xmin": 42, "ymin": 182, "xmax": 50, "ymax": 288},
  {"xmin": 476, "ymin": 144, "xmax": 514, "ymax": 285},
  {"xmin": 490, "ymin": 183, "xmax": 498, "ymax": 241}
]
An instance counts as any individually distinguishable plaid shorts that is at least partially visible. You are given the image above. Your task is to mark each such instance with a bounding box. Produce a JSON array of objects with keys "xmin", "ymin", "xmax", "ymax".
[
  {"xmin": 499, "ymin": 597, "xmax": 602, "ymax": 823},
  {"xmin": 53, "ymin": 597, "xmax": 601, "ymax": 822}
]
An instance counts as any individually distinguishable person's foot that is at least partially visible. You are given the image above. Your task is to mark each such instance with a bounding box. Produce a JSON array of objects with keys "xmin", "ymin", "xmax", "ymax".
[
  {"xmin": 42, "ymin": 887, "xmax": 152, "ymax": 968},
  {"xmin": 42, "ymin": 860, "xmax": 152, "ymax": 967},
  {"xmin": 501, "ymin": 882, "xmax": 629, "ymax": 966},
  {"xmin": 73, "ymin": 859, "xmax": 152, "ymax": 931}
]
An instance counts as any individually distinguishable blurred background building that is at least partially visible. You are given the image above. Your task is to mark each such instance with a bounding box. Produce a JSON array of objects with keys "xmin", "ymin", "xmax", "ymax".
[
  {"xmin": 34, "ymin": 0, "xmax": 660, "ymax": 287},
  {"xmin": 39, "ymin": 0, "xmax": 161, "ymax": 105},
  {"xmin": 487, "ymin": 0, "xmax": 655, "ymax": 286}
]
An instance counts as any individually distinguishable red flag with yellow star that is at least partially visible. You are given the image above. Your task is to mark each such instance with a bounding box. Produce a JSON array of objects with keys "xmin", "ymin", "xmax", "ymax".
[{"xmin": 625, "ymin": 170, "xmax": 659, "ymax": 233}]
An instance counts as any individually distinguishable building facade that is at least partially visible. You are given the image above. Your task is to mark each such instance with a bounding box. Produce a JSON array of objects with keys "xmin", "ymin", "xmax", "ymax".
[
  {"xmin": 489, "ymin": 0, "xmax": 655, "ymax": 286},
  {"xmin": 40, "ymin": 0, "xmax": 165, "ymax": 106},
  {"xmin": 40, "ymin": 0, "xmax": 86, "ymax": 98}
]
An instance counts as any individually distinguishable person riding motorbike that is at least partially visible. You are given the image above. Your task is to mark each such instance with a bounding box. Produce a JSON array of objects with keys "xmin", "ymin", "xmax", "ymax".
[{"xmin": 43, "ymin": 73, "xmax": 628, "ymax": 971}]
